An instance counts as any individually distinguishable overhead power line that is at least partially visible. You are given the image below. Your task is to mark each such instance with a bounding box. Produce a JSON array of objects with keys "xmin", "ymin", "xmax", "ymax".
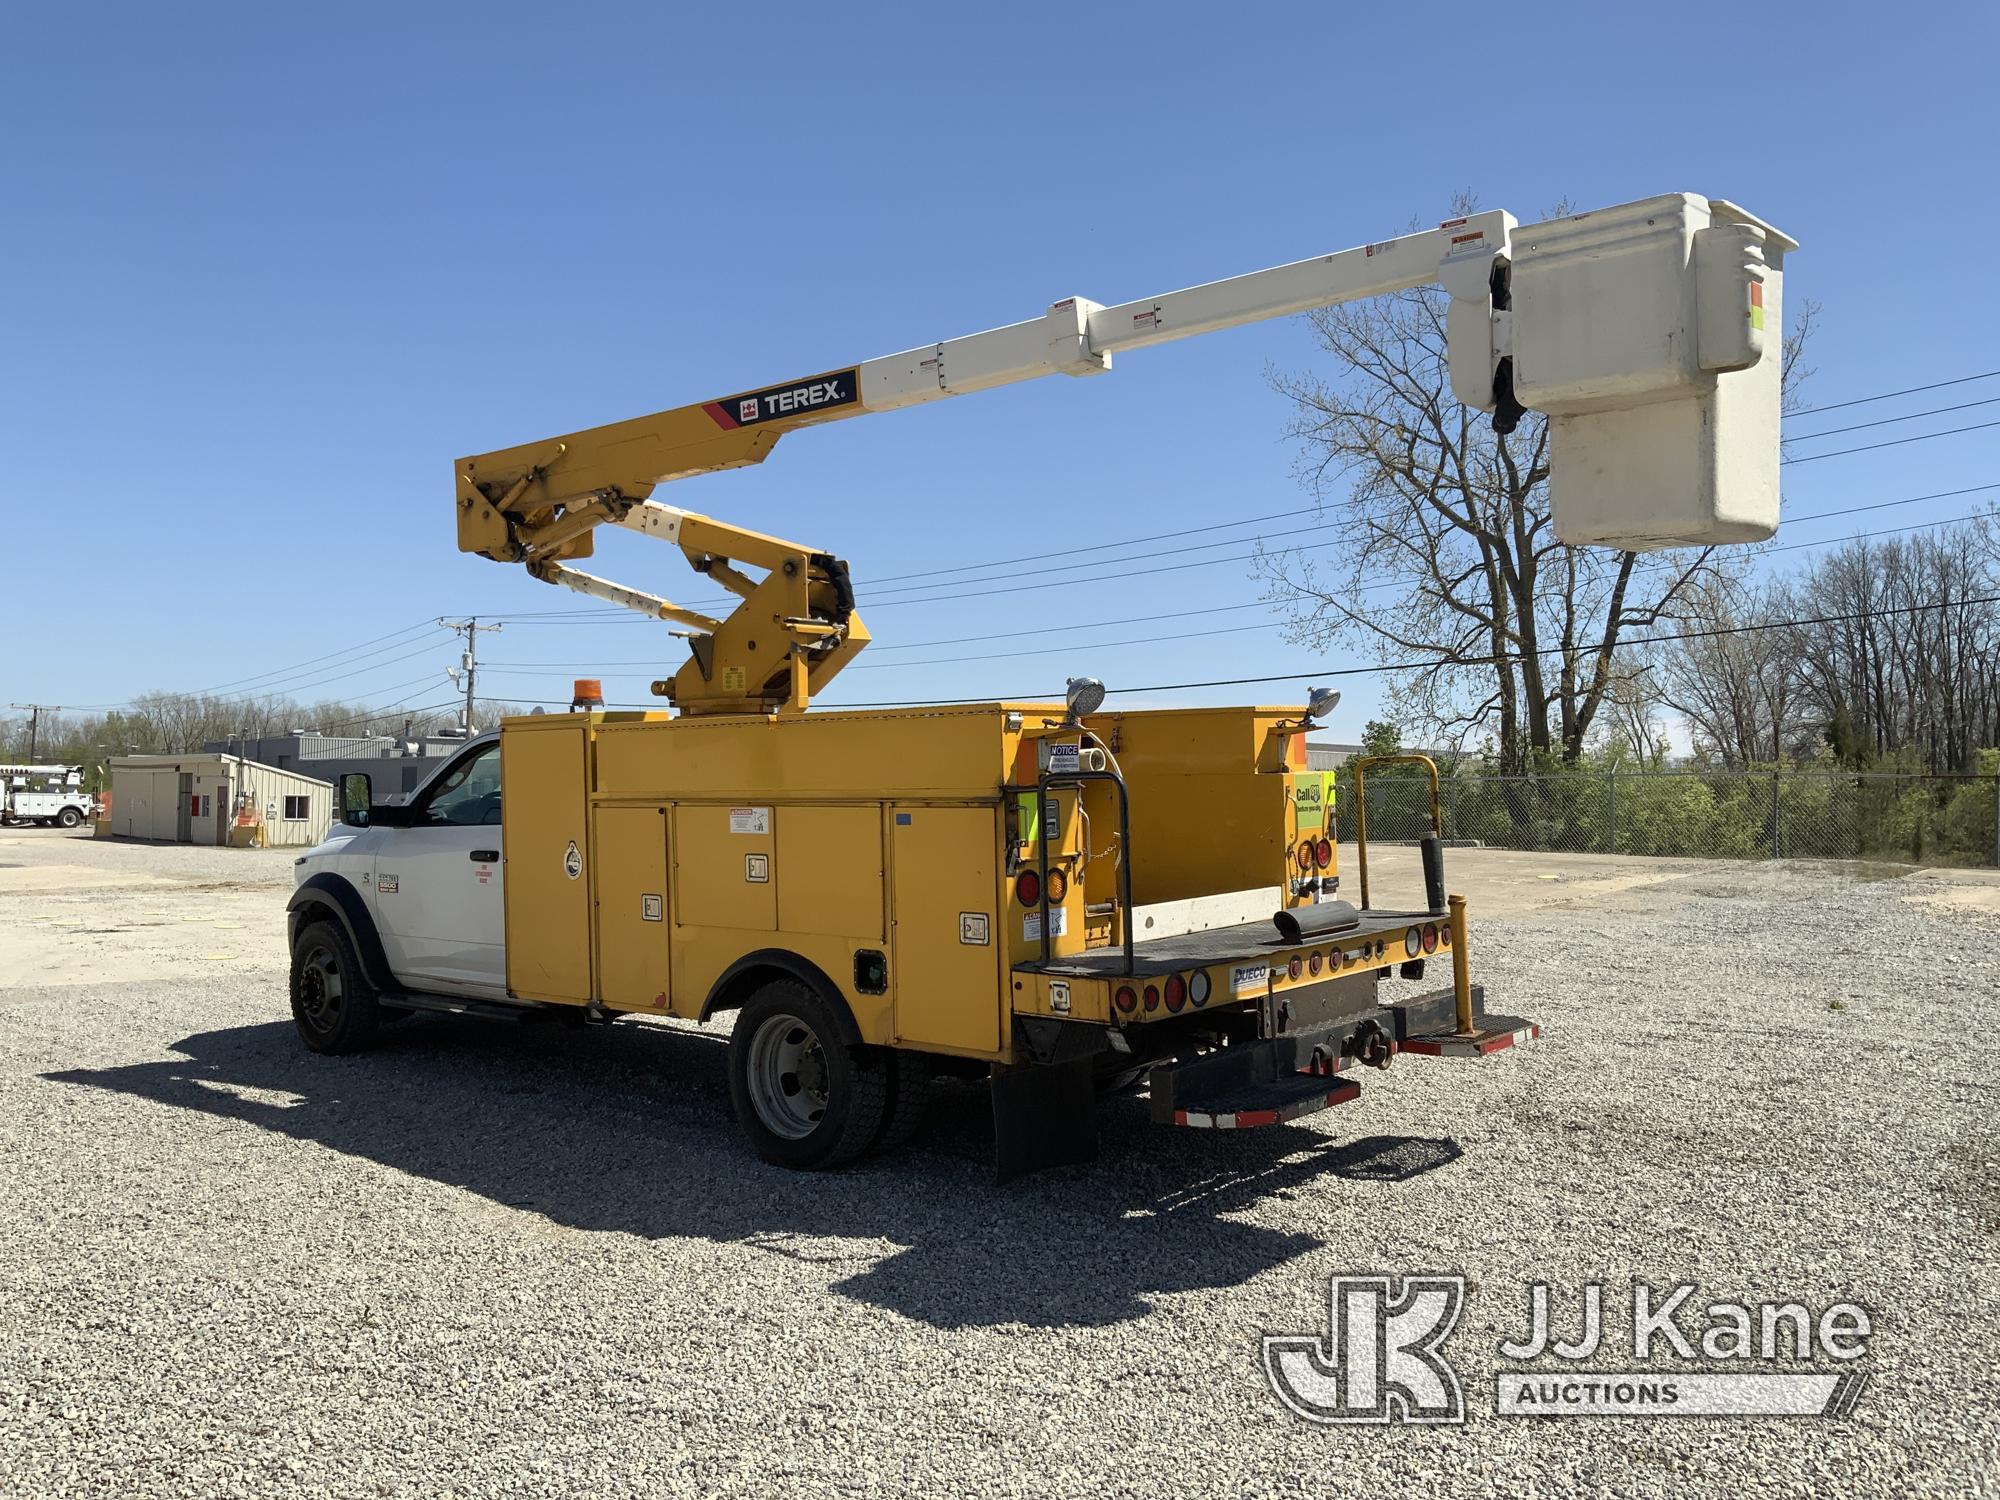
[
  {"xmin": 818, "ymin": 591, "xmax": 2000, "ymax": 709},
  {"xmin": 477, "ymin": 409, "xmax": 2000, "ymax": 626},
  {"xmin": 475, "ymin": 482, "xmax": 2000, "ymax": 676},
  {"xmin": 475, "ymin": 506, "xmax": 1999, "ymax": 685},
  {"xmin": 1779, "ymin": 418, "xmax": 2000, "ymax": 466},
  {"xmin": 1786, "ymin": 369, "xmax": 2000, "ymax": 419},
  {"xmin": 1785, "ymin": 394, "xmax": 2000, "ymax": 444}
]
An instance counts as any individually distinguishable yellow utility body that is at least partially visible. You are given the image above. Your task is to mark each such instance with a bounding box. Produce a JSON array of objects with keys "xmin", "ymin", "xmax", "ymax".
[{"xmin": 473, "ymin": 691, "xmax": 1529, "ymax": 1176}]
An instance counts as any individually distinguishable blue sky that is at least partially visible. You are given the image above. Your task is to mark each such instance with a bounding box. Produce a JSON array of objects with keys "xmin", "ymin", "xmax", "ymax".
[{"xmin": 4, "ymin": 2, "xmax": 1997, "ymax": 743}]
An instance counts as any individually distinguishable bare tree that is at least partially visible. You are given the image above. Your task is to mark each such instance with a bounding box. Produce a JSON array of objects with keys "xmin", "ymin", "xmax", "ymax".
[
  {"xmin": 1651, "ymin": 571, "xmax": 1806, "ymax": 766},
  {"xmin": 1260, "ymin": 202, "xmax": 1725, "ymax": 771}
]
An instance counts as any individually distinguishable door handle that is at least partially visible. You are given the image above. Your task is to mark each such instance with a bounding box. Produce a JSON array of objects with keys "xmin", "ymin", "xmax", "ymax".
[{"xmin": 470, "ymin": 849, "xmax": 499, "ymax": 862}]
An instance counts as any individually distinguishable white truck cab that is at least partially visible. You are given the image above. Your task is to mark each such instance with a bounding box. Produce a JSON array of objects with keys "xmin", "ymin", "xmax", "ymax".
[{"xmin": 289, "ymin": 733, "xmax": 508, "ymax": 1040}]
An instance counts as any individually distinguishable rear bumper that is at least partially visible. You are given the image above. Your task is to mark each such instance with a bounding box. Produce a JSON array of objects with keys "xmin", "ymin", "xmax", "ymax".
[{"xmin": 1145, "ymin": 983, "xmax": 1541, "ymax": 1130}]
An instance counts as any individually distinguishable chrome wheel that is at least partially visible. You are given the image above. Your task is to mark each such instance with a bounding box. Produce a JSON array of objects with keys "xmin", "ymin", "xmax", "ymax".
[
  {"xmin": 745, "ymin": 1010, "xmax": 830, "ymax": 1140},
  {"xmin": 296, "ymin": 942, "xmax": 345, "ymax": 1032}
]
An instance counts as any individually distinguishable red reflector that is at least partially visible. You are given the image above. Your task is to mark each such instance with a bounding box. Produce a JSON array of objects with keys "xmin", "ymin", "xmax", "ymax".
[
  {"xmin": 1015, "ymin": 870, "xmax": 1041, "ymax": 906},
  {"xmin": 1314, "ymin": 838, "xmax": 1333, "ymax": 870},
  {"xmin": 1164, "ymin": 974, "xmax": 1187, "ymax": 1012},
  {"xmin": 1439, "ymin": 926, "xmax": 1452, "ymax": 946},
  {"xmin": 1421, "ymin": 921, "xmax": 1439, "ymax": 954},
  {"xmin": 1046, "ymin": 867, "xmax": 1068, "ymax": 903},
  {"xmin": 1114, "ymin": 985, "xmax": 1138, "ymax": 1013},
  {"xmin": 1142, "ymin": 984, "xmax": 1161, "ymax": 1012},
  {"xmin": 1287, "ymin": 956, "xmax": 1302, "ymax": 981}
]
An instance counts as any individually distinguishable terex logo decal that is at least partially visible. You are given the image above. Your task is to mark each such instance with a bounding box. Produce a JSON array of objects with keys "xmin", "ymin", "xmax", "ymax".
[{"xmin": 705, "ymin": 368, "xmax": 860, "ymax": 429}]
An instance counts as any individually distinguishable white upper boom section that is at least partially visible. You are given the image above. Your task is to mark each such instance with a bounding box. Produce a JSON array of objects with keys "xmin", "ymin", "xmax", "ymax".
[
  {"xmin": 841, "ymin": 195, "xmax": 1795, "ymax": 551},
  {"xmin": 854, "ymin": 211, "xmax": 1518, "ymax": 411}
]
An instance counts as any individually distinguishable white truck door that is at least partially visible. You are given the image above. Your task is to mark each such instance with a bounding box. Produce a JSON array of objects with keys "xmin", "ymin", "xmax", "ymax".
[{"xmin": 371, "ymin": 740, "xmax": 507, "ymax": 997}]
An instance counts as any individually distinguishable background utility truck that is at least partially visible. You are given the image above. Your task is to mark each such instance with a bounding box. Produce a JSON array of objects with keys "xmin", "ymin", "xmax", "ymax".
[
  {"xmin": 287, "ymin": 193, "xmax": 1795, "ymax": 1177},
  {"xmin": 2, "ymin": 765, "xmax": 94, "ymax": 828}
]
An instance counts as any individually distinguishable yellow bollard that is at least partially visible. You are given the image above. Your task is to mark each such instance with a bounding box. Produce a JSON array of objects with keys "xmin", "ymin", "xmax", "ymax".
[{"xmin": 1449, "ymin": 893, "xmax": 1473, "ymax": 1035}]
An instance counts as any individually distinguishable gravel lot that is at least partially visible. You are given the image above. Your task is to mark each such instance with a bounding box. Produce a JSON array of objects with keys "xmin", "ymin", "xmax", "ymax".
[{"xmin": 2, "ymin": 826, "xmax": 1996, "ymax": 1498}]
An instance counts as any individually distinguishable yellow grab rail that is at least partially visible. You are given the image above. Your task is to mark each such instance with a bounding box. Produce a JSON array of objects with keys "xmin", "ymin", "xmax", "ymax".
[{"xmin": 1347, "ymin": 753, "xmax": 1442, "ymax": 912}]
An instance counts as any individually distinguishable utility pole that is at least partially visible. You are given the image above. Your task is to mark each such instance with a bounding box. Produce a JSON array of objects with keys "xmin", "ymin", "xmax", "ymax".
[
  {"xmin": 438, "ymin": 618, "xmax": 502, "ymax": 734},
  {"xmin": 8, "ymin": 703, "xmax": 61, "ymax": 762}
]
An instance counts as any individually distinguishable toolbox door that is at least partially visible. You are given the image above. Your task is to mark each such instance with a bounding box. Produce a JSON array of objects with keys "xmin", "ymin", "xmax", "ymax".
[
  {"xmin": 890, "ymin": 805, "xmax": 1002, "ymax": 1055},
  {"xmin": 593, "ymin": 805, "xmax": 671, "ymax": 1011}
]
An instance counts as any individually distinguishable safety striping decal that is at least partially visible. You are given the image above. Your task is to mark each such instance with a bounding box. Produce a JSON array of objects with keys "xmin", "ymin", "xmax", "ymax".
[
  {"xmin": 1173, "ymin": 1087, "xmax": 1360, "ymax": 1130},
  {"xmin": 1401, "ymin": 1023, "xmax": 1540, "ymax": 1058}
]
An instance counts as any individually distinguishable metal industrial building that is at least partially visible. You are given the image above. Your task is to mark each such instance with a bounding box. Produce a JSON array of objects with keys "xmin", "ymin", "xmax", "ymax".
[
  {"xmin": 106, "ymin": 753, "xmax": 333, "ymax": 847},
  {"xmin": 200, "ymin": 730, "xmax": 462, "ymax": 799}
]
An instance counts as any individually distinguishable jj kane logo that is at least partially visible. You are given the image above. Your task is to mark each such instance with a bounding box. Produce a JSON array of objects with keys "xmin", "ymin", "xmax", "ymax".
[
  {"xmin": 1263, "ymin": 1275, "xmax": 1466, "ymax": 1424},
  {"xmin": 1264, "ymin": 1275, "xmax": 1872, "ymax": 1424},
  {"xmin": 707, "ymin": 369, "xmax": 859, "ymax": 429}
]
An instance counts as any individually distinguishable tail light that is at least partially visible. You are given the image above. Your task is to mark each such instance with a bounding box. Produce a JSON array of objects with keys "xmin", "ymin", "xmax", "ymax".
[
  {"xmin": 1014, "ymin": 870, "xmax": 1041, "ymax": 906},
  {"xmin": 1188, "ymin": 970, "xmax": 1211, "ymax": 1008},
  {"xmin": 1314, "ymin": 838, "xmax": 1333, "ymax": 869},
  {"xmin": 1439, "ymin": 926, "xmax": 1452, "ymax": 947},
  {"xmin": 1164, "ymin": 974, "xmax": 1187, "ymax": 1012},
  {"xmin": 1421, "ymin": 922, "xmax": 1439, "ymax": 954},
  {"xmin": 1045, "ymin": 868, "xmax": 1068, "ymax": 903},
  {"xmin": 1142, "ymin": 984, "xmax": 1161, "ymax": 1013},
  {"xmin": 1287, "ymin": 956, "xmax": 1303, "ymax": 981},
  {"xmin": 1308, "ymin": 950, "xmax": 1324, "ymax": 977},
  {"xmin": 1114, "ymin": 985, "xmax": 1138, "ymax": 1014},
  {"xmin": 1404, "ymin": 926, "xmax": 1422, "ymax": 957},
  {"xmin": 1295, "ymin": 840, "xmax": 1315, "ymax": 872}
]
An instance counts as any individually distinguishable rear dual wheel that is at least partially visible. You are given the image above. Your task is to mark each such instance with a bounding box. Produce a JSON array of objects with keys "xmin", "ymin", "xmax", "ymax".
[{"xmin": 728, "ymin": 981, "xmax": 929, "ymax": 1169}]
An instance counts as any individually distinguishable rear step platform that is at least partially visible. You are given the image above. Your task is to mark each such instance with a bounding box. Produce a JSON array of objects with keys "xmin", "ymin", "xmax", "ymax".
[
  {"xmin": 1171, "ymin": 1073, "xmax": 1362, "ymax": 1130},
  {"xmin": 1399, "ymin": 1015, "xmax": 1541, "ymax": 1057}
]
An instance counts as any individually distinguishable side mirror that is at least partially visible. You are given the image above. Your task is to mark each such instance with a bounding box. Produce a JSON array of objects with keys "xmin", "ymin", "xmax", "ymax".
[{"xmin": 339, "ymin": 773, "xmax": 372, "ymax": 828}]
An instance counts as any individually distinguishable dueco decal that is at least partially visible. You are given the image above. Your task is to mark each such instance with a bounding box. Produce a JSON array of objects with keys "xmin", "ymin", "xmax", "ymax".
[
  {"xmin": 562, "ymin": 841, "xmax": 582, "ymax": 880},
  {"xmin": 1230, "ymin": 963, "xmax": 1270, "ymax": 995},
  {"xmin": 703, "ymin": 368, "xmax": 860, "ymax": 430}
]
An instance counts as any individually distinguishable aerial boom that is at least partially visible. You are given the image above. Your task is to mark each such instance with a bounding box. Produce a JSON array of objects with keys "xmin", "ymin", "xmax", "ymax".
[{"xmin": 456, "ymin": 193, "xmax": 1793, "ymax": 715}]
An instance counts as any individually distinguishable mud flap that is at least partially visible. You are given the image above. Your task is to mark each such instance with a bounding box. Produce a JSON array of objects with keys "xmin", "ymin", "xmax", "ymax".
[{"xmin": 990, "ymin": 1055, "xmax": 1098, "ymax": 1184}]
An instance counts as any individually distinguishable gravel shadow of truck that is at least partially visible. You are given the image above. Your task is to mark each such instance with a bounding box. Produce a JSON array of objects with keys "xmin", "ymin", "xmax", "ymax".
[{"xmin": 48, "ymin": 1014, "xmax": 1463, "ymax": 1330}]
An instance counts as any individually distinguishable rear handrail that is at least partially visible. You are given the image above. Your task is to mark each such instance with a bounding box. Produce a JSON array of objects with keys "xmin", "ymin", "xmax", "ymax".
[
  {"xmin": 1034, "ymin": 733, "xmax": 1134, "ymax": 972},
  {"xmin": 1348, "ymin": 753, "xmax": 1442, "ymax": 912}
]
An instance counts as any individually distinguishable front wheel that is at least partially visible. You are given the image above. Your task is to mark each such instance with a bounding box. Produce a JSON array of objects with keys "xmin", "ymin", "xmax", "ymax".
[
  {"xmin": 728, "ymin": 982, "xmax": 887, "ymax": 1169},
  {"xmin": 289, "ymin": 918, "xmax": 381, "ymax": 1054}
]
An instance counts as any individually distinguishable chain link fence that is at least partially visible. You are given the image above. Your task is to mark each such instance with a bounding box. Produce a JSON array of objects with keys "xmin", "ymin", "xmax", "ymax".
[{"xmin": 1336, "ymin": 768, "xmax": 2000, "ymax": 867}]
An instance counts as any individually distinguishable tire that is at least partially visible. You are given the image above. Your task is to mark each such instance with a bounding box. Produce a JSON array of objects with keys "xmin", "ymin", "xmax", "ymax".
[
  {"xmin": 873, "ymin": 1048, "xmax": 932, "ymax": 1154},
  {"xmin": 289, "ymin": 917, "xmax": 381, "ymax": 1055},
  {"xmin": 728, "ymin": 981, "xmax": 887, "ymax": 1169},
  {"xmin": 57, "ymin": 807, "xmax": 82, "ymax": 828}
]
